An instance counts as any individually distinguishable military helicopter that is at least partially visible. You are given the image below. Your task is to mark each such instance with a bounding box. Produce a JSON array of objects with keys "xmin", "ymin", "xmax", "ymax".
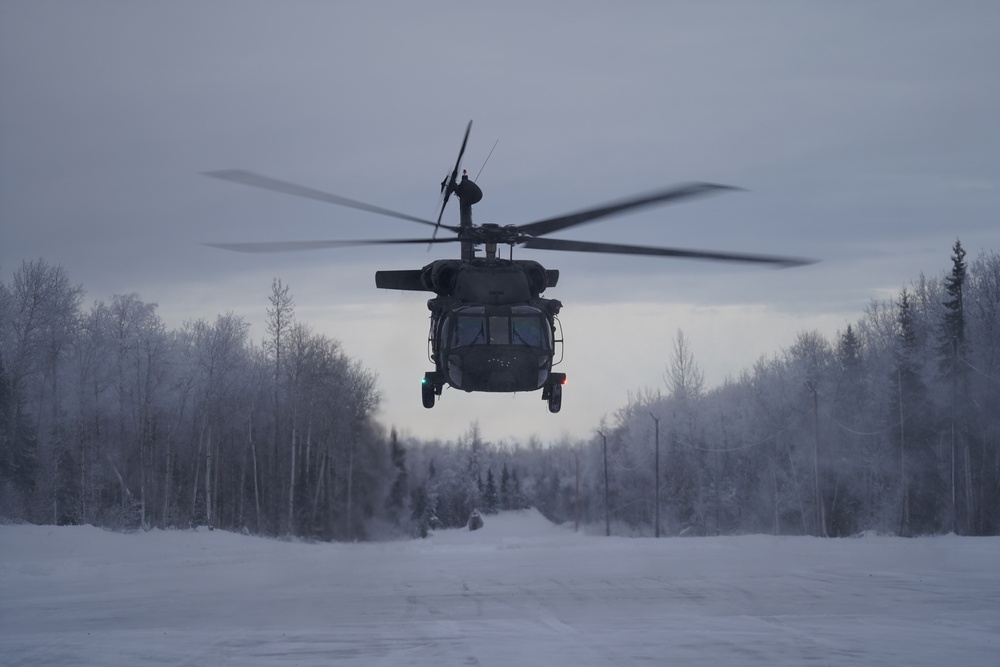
[{"xmin": 205, "ymin": 122, "xmax": 812, "ymax": 413}]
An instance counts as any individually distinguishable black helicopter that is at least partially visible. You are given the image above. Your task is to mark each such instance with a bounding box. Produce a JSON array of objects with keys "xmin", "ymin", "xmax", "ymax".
[{"xmin": 205, "ymin": 122, "xmax": 812, "ymax": 413}]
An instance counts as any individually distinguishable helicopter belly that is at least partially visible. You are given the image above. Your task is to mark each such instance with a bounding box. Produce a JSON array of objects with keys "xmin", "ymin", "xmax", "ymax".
[{"xmin": 447, "ymin": 346, "xmax": 549, "ymax": 393}]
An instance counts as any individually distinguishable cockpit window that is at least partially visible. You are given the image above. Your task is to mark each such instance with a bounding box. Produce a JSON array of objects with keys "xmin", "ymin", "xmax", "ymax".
[
  {"xmin": 511, "ymin": 306, "xmax": 549, "ymax": 348},
  {"xmin": 489, "ymin": 316, "xmax": 510, "ymax": 345},
  {"xmin": 453, "ymin": 316, "xmax": 485, "ymax": 346},
  {"xmin": 512, "ymin": 315, "xmax": 544, "ymax": 347}
]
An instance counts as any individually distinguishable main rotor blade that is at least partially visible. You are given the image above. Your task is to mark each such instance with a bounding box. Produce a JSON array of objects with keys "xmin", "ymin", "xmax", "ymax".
[
  {"xmin": 205, "ymin": 170, "xmax": 455, "ymax": 230},
  {"xmin": 520, "ymin": 237, "xmax": 815, "ymax": 268},
  {"xmin": 203, "ymin": 237, "xmax": 460, "ymax": 254},
  {"xmin": 517, "ymin": 182, "xmax": 741, "ymax": 238},
  {"xmin": 433, "ymin": 120, "xmax": 473, "ymax": 240}
]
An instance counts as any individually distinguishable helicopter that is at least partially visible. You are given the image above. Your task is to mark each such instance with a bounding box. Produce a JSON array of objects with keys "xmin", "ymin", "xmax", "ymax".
[{"xmin": 205, "ymin": 121, "xmax": 813, "ymax": 413}]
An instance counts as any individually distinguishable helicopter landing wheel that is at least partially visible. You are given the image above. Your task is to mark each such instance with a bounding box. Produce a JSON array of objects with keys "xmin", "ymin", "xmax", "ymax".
[
  {"xmin": 547, "ymin": 382, "xmax": 562, "ymax": 413},
  {"xmin": 543, "ymin": 373, "xmax": 566, "ymax": 413},
  {"xmin": 422, "ymin": 379, "xmax": 435, "ymax": 409},
  {"xmin": 422, "ymin": 372, "xmax": 443, "ymax": 409}
]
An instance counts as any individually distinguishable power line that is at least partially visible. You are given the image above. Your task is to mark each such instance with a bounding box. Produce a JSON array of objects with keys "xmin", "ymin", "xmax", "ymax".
[
  {"xmin": 961, "ymin": 356, "xmax": 1000, "ymax": 383},
  {"xmin": 672, "ymin": 409, "xmax": 811, "ymax": 452},
  {"xmin": 820, "ymin": 363, "xmax": 953, "ymax": 436}
]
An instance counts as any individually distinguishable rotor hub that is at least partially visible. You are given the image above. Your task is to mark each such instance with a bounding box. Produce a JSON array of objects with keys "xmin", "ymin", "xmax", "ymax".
[
  {"xmin": 459, "ymin": 223, "xmax": 521, "ymax": 247},
  {"xmin": 454, "ymin": 171, "xmax": 483, "ymax": 205}
]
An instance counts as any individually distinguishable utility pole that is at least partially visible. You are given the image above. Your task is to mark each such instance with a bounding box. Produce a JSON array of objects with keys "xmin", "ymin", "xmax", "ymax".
[
  {"xmin": 599, "ymin": 431, "xmax": 610, "ymax": 537},
  {"xmin": 897, "ymin": 368, "xmax": 909, "ymax": 537},
  {"xmin": 574, "ymin": 448, "xmax": 580, "ymax": 533},
  {"xmin": 951, "ymin": 336, "xmax": 957, "ymax": 535},
  {"xmin": 650, "ymin": 413, "xmax": 661, "ymax": 538},
  {"xmin": 805, "ymin": 382, "xmax": 826, "ymax": 537}
]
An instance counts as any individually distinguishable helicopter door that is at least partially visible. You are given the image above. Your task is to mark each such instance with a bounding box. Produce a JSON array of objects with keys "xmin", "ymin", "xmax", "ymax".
[
  {"xmin": 510, "ymin": 306, "xmax": 555, "ymax": 386},
  {"xmin": 440, "ymin": 306, "xmax": 484, "ymax": 388}
]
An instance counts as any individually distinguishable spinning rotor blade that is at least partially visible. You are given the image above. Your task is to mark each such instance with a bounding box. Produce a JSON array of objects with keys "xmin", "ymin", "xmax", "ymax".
[
  {"xmin": 520, "ymin": 237, "xmax": 815, "ymax": 268},
  {"xmin": 203, "ymin": 237, "xmax": 460, "ymax": 254},
  {"xmin": 517, "ymin": 182, "xmax": 741, "ymax": 238},
  {"xmin": 433, "ymin": 120, "xmax": 473, "ymax": 239},
  {"xmin": 205, "ymin": 170, "xmax": 455, "ymax": 230}
]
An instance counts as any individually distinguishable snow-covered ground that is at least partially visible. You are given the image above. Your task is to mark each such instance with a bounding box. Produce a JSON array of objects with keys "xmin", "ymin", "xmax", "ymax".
[{"xmin": 1, "ymin": 511, "xmax": 997, "ymax": 666}]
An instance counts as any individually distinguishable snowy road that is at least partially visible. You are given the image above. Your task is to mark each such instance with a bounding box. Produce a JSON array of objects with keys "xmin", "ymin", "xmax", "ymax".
[{"xmin": 2, "ymin": 511, "xmax": 998, "ymax": 665}]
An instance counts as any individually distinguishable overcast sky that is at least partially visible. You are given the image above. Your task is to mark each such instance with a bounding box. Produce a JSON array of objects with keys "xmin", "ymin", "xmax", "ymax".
[{"xmin": 2, "ymin": 1, "xmax": 998, "ymax": 444}]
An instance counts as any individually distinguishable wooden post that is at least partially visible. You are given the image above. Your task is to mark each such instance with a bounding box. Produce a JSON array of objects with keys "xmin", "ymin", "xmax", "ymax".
[
  {"xmin": 574, "ymin": 449, "xmax": 580, "ymax": 533},
  {"xmin": 951, "ymin": 336, "xmax": 957, "ymax": 534},
  {"xmin": 898, "ymin": 369, "xmax": 909, "ymax": 536},
  {"xmin": 805, "ymin": 382, "xmax": 826, "ymax": 537},
  {"xmin": 599, "ymin": 431, "xmax": 610, "ymax": 537},
  {"xmin": 650, "ymin": 413, "xmax": 661, "ymax": 538}
]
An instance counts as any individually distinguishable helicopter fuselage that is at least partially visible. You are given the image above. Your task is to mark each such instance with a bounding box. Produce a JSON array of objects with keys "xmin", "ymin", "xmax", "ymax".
[
  {"xmin": 428, "ymin": 301, "xmax": 557, "ymax": 393},
  {"xmin": 376, "ymin": 258, "xmax": 566, "ymax": 411}
]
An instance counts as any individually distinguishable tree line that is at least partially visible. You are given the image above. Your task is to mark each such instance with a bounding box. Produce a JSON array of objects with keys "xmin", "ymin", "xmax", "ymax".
[
  {"xmin": 3, "ymin": 241, "xmax": 999, "ymax": 538},
  {"xmin": 0, "ymin": 268, "xmax": 386, "ymax": 539},
  {"xmin": 544, "ymin": 240, "xmax": 999, "ymax": 537}
]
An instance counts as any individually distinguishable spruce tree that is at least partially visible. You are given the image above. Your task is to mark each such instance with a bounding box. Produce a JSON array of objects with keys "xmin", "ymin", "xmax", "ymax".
[
  {"xmin": 939, "ymin": 239, "xmax": 970, "ymax": 533},
  {"xmin": 411, "ymin": 485, "xmax": 438, "ymax": 538},
  {"xmin": 894, "ymin": 289, "xmax": 942, "ymax": 535},
  {"xmin": 837, "ymin": 325, "xmax": 862, "ymax": 373},
  {"xmin": 483, "ymin": 468, "xmax": 499, "ymax": 514},
  {"xmin": 385, "ymin": 429, "xmax": 409, "ymax": 523},
  {"xmin": 500, "ymin": 463, "xmax": 511, "ymax": 510},
  {"xmin": 940, "ymin": 238, "xmax": 967, "ymax": 368},
  {"xmin": 511, "ymin": 468, "xmax": 526, "ymax": 510},
  {"xmin": 830, "ymin": 325, "xmax": 865, "ymax": 535}
]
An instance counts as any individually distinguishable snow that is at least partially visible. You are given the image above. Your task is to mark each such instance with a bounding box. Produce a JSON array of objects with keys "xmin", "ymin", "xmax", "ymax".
[{"xmin": 1, "ymin": 511, "xmax": 998, "ymax": 666}]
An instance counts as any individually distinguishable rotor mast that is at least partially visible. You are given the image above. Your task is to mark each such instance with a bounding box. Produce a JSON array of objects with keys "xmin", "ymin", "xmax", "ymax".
[{"xmin": 451, "ymin": 169, "xmax": 483, "ymax": 262}]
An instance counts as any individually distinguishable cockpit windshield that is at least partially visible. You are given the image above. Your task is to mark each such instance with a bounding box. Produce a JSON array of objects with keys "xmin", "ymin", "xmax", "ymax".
[
  {"xmin": 511, "ymin": 307, "xmax": 545, "ymax": 347},
  {"xmin": 446, "ymin": 306, "xmax": 549, "ymax": 350},
  {"xmin": 451, "ymin": 307, "xmax": 486, "ymax": 346}
]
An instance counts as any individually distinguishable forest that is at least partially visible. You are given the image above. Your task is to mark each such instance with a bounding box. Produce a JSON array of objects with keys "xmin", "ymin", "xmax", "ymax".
[{"xmin": 2, "ymin": 241, "xmax": 999, "ymax": 539}]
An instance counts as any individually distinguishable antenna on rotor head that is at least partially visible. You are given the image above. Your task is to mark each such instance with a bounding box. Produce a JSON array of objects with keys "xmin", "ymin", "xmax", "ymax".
[{"xmin": 474, "ymin": 139, "xmax": 499, "ymax": 182}]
